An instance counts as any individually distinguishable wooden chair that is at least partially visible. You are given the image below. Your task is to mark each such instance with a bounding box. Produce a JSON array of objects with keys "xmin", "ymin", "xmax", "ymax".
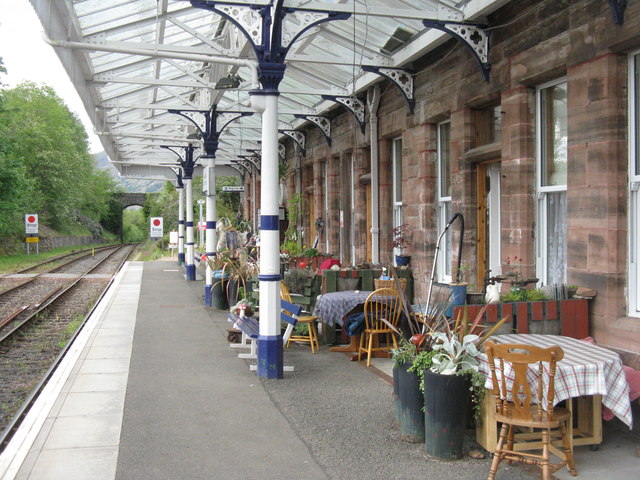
[
  {"xmin": 357, "ymin": 287, "xmax": 403, "ymax": 366},
  {"xmin": 484, "ymin": 341, "xmax": 577, "ymax": 480},
  {"xmin": 281, "ymin": 283, "xmax": 320, "ymax": 353}
]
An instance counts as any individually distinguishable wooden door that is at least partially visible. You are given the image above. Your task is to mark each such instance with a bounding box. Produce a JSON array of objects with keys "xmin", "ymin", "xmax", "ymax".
[{"xmin": 476, "ymin": 161, "xmax": 501, "ymax": 289}]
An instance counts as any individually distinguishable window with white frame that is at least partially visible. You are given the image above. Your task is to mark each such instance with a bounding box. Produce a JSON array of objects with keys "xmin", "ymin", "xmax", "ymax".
[
  {"xmin": 629, "ymin": 51, "xmax": 640, "ymax": 316},
  {"xmin": 437, "ymin": 121, "xmax": 452, "ymax": 282},
  {"xmin": 392, "ymin": 137, "xmax": 403, "ymax": 245},
  {"xmin": 536, "ymin": 79, "xmax": 568, "ymax": 286}
]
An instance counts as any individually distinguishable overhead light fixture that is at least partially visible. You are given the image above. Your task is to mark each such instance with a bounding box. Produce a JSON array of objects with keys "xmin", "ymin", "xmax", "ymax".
[
  {"xmin": 186, "ymin": 132, "xmax": 201, "ymax": 140},
  {"xmin": 215, "ymin": 73, "xmax": 242, "ymax": 90}
]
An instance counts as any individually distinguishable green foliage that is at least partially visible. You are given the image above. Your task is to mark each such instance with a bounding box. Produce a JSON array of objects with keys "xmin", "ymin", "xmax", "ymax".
[
  {"xmin": 0, "ymin": 82, "xmax": 117, "ymax": 240},
  {"xmin": 500, "ymin": 287, "xmax": 548, "ymax": 303},
  {"xmin": 216, "ymin": 176, "xmax": 242, "ymax": 220},
  {"xmin": 466, "ymin": 369, "xmax": 487, "ymax": 424},
  {"xmin": 408, "ymin": 349, "xmax": 436, "ymax": 392},
  {"xmin": 302, "ymin": 247, "xmax": 320, "ymax": 257},
  {"xmin": 391, "ymin": 337, "xmax": 417, "ymax": 368},
  {"xmin": 123, "ymin": 209, "xmax": 147, "ymax": 242},
  {"xmin": 281, "ymin": 193, "xmax": 303, "ymax": 255}
]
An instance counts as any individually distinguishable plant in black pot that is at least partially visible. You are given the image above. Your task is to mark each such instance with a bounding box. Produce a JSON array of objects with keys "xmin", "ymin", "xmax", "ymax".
[
  {"xmin": 415, "ymin": 306, "xmax": 509, "ymax": 460},
  {"xmin": 391, "ymin": 338, "xmax": 425, "ymax": 443}
]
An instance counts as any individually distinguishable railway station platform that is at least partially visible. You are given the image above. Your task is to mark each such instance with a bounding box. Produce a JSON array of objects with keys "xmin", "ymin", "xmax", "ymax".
[{"xmin": 0, "ymin": 261, "xmax": 637, "ymax": 480}]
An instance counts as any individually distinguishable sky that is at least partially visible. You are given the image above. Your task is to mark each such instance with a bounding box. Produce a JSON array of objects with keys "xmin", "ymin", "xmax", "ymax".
[{"xmin": 0, "ymin": 0, "xmax": 103, "ymax": 153}]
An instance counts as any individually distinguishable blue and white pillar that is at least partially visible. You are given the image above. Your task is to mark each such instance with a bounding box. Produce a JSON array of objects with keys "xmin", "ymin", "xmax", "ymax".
[
  {"xmin": 204, "ymin": 157, "xmax": 217, "ymax": 305},
  {"xmin": 185, "ymin": 175, "xmax": 196, "ymax": 281},
  {"xmin": 177, "ymin": 186, "xmax": 185, "ymax": 266},
  {"xmin": 252, "ymin": 80, "xmax": 284, "ymax": 378}
]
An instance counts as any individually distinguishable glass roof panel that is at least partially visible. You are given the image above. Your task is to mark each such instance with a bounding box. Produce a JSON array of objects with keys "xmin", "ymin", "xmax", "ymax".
[{"xmin": 31, "ymin": 0, "xmax": 495, "ymax": 169}]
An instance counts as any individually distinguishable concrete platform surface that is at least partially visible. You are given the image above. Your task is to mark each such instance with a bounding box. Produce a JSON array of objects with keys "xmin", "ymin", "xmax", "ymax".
[{"xmin": 0, "ymin": 260, "xmax": 637, "ymax": 479}]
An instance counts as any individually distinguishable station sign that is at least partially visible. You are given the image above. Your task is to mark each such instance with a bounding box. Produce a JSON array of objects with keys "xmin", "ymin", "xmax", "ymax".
[
  {"xmin": 25, "ymin": 214, "xmax": 38, "ymax": 234},
  {"xmin": 169, "ymin": 230, "xmax": 178, "ymax": 246},
  {"xmin": 222, "ymin": 185, "xmax": 245, "ymax": 192},
  {"xmin": 150, "ymin": 217, "xmax": 163, "ymax": 238}
]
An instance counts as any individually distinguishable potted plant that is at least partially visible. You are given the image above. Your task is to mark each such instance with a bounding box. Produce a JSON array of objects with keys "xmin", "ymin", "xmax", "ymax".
[
  {"xmin": 207, "ymin": 247, "xmax": 258, "ymax": 307},
  {"xmin": 391, "ymin": 224, "xmax": 410, "ymax": 266},
  {"xmin": 391, "ymin": 338, "xmax": 425, "ymax": 443},
  {"xmin": 412, "ymin": 305, "xmax": 508, "ymax": 459}
]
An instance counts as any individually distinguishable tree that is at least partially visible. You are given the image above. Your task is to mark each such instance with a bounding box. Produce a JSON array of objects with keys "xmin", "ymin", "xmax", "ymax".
[{"xmin": 0, "ymin": 82, "xmax": 117, "ymax": 241}]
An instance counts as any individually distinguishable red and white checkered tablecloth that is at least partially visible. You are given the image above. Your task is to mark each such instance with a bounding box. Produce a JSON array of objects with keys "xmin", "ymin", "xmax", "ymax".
[{"xmin": 477, "ymin": 334, "xmax": 633, "ymax": 428}]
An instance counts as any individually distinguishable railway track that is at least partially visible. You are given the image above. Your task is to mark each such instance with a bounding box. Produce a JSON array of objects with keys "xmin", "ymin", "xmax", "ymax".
[{"xmin": 0, "ymin": 243, "xmax": 137, "ymax": 451}]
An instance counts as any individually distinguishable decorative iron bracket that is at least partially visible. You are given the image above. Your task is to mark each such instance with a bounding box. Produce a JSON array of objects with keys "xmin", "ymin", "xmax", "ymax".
[
  {"xmin": 609, "ymin": 0, "xmax": 627, "ymax": 24},
  {"xmin": 321, "ymin": 95, "xmax": 366, "ymax": 134},
  {"xmin": 279, "ymin": 129, "xmax": 306, "ymax": 156},
  {"xmin": 361, "ymin": 66, "xmax": 415, "ymax": 113},
  {"xmin": 170, "ymin": 167, "xmax": 184, "ymax": 189},
  {"xmin": 422, "ymin": 19, "xmax": 490, "ymax": 81},
  {"xmin": 278, "ymin": 143, "xmax": 286, "ymax": 159},
  {"xmin": 168, "ymin": 107, "xmax": 252, "ymax": 158},
  {"xmin": 161, "ymin": 144, "xmax": 198, "ymax": 179},
  {"xmin": 294, "ymin": 114, "xmax": 331, "ymax": 146},
  {"xmin": 191, "ymin": 1, "xmax": 350, "ymax": 90},
  {"xmin": 238, "ymin": 155, "xmax": 260, "ymax": 173}
]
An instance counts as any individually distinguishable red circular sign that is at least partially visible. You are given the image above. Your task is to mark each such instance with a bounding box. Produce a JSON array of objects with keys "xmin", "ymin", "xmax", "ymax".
[
  {"xmin": 153, "ymin": 219, "xmax": 161, "ymax": 226},
  {"xmin": 28, "ymin": 215, "xmax": 36, "ymax": 223}
]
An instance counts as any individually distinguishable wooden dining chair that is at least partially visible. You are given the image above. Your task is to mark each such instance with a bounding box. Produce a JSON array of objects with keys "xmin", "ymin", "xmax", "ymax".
[
  {"xmin": 281, "ymin": 283, "xmax": 320, "ymax": 353},
  {"xmin": 357, "ymin": 287, "xmax": 403, "ymax": 366},
  {"xmin": 484, "ymin": 341, "xmax": 577, "ymax": 480}
]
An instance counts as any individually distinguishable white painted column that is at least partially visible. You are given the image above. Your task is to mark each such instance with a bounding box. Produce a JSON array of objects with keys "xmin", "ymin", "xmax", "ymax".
[
  {"xmin": 204, "ymin": 158, "xmax": 217, "ymax": 305},
  {"xmin": 177, "ymin": 186, "xmax": 185, "ymax": 266},
  {"xmin": 185, "ymin": 177, "xmax": 196, "ymax": 280},
  {"xmin": 252, "ymin": 91, "xmax": 283, "ymax": 378}
]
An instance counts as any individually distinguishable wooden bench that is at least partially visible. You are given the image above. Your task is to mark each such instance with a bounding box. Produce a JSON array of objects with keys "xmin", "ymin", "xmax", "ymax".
[{"xmin": 227, "ymin": 299, "xmax": 302, "ymax": 371}]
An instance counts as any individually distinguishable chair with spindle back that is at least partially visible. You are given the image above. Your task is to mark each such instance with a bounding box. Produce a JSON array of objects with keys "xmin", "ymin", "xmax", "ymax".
[
  {"xmin": 357, "ymin": 287, "xmax": 403, "ymax": 367},
  {"xmin": 281, "ymin": 283, "xmax": 320, "ymax": 353},
  {"xmin": 484, "ymin": 341, "xmax": 577, "ymax": 480}
]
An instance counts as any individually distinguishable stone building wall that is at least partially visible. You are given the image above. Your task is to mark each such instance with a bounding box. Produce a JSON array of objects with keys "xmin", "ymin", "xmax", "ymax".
[{"xmin": 271, "ymin": 0, "xmax": 640, "ymax": 360}]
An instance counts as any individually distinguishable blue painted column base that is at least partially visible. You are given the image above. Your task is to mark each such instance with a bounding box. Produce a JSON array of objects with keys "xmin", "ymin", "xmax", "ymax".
[
  {"xmin": 178, "ymin": 253, "xmax": 185, "ymax": 265},
  {"xmin": 186, "ymin": 264, "xmax": 196, "ymax": 281},
  {"xmin": 257, "ymin": 335, "xmax": 284, "ymax": 379},
  {"xmin": 204, "ymin": 284, "xmax": 212, "ymax": 307}
]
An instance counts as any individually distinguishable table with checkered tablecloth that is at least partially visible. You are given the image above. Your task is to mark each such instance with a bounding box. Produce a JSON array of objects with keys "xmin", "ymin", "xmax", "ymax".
[
  {"xmin": 313, "ymin": 290, "xmax": 373, "ymax": 327},
  {"xmin": 475, "ymin": 334, "xmax": 633, "ymax": 454}
]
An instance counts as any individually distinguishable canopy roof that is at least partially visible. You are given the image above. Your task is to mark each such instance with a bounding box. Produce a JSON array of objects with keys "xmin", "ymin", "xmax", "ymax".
[{"xmin": 30, "ymin": 0, "xmax": 503, "ymax": 181}]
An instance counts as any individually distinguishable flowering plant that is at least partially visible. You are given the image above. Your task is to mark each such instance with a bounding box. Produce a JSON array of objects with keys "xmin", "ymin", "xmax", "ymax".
[
  {"xmin": 391, "ymin": 224, "xmax": 410, "ymax": 256},
  {"xmin": 503, "ymin": 255, "xmax": 539, "ymax": 294}
]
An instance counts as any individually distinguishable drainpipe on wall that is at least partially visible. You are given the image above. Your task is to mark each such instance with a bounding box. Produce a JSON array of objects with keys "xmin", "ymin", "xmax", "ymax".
[{"xmin": 367, "ymin": 85, "xmax": 381, "ymax": 264}]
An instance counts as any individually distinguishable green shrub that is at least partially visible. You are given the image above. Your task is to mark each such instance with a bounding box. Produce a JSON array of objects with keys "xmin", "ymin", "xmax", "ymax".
[{"xmin": 500, "ymin": 287, "xmax": 548, "ymax": 303}]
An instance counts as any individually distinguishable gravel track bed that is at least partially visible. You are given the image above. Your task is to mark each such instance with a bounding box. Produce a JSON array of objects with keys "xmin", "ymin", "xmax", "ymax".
[
  {"xmin": 53, "ymin": 246, "xmax": 119, "ymax": 274},
  {"xmin": 0, "ymin": 278, "xmax": 76, "ymax": 320},
  {"xmin": 0, "ymin": 245, "xmax": 133, "ymax": 439}
]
